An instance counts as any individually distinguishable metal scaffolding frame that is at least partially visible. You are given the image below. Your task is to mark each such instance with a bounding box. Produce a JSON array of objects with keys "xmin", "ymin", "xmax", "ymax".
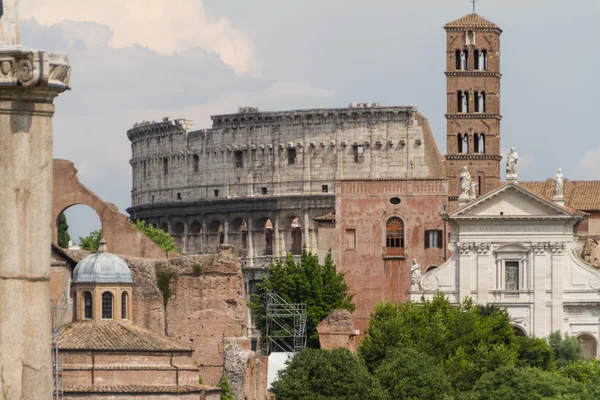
[
  {"xmin": 265, "ymin": 293, "xmax": 307, "ymax": 354},
  {"xmin": 51, "ymin": 292, "xmax": 68, "ymax": 400}
]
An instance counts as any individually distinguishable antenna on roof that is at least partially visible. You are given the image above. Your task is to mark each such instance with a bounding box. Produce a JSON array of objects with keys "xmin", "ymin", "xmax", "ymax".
[{"xmin": 470, "ymin": 0, "xmax": 478, "ymax": 13}]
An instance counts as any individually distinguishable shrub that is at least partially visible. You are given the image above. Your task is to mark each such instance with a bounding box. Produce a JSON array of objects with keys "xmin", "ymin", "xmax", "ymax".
[
  {"xmin": 514, "ymin": 336, "xmax": 555, "ymax": 370},
  {"xmin": 548, "ymin": 331, "xmax": 583, "ymax": 368}
]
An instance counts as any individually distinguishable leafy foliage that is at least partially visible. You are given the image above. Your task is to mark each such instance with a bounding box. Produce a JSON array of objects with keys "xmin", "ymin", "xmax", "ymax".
[
  {"xmin": 514, "ymin": 336, "xmax": 555, "ymax": 370},
  {"xmin": 374, "ymin": 347, "xmax": 452, "ymax": 400},
  {"xmin": 156, "ymin": 270, "xmax": 175, "ymax": 306},
  {"xmin": 548, "ymin": 331, "xmax": 583, "ymax": 368},
  {"xmin": 248, "ymin": 250, "xmax": 354, "ymax": 348},
  {"xmin": 457, "ymin": 366, "xmax": 588, "ymax": 400},
  {"xmin": 358, "ymin": 294, "xmax": 517, "ymax": 391},
  {"xmin": 192, "ymin": 264, "xmax": 203, "ymax": 276},
  {"xmin": 271, "ymin": 348, "xmax": 387, "ymax": 400},
  {"xmin": 79, "ymin": 229, "xmax": 102, "ymax": 252},
  {"xmin": 217, "ymin": 375, "xmax": 235, "ymax": 400},
  {"xmin": 57, "ymin": 212, "xmax": 71, "ymax": 248},
  {"xmin": 132, "ymin": 220, "xmax": 178, "ymax": 253}
]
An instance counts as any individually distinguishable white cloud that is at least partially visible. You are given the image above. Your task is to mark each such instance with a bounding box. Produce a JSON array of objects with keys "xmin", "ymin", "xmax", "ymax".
[
  {"xmin": 578, "ymin": 146, "xmax": 600, "ymax": 171},
  {"xmin": 21, "ymin": 0, "xmax": 257, "ymax": 76}
]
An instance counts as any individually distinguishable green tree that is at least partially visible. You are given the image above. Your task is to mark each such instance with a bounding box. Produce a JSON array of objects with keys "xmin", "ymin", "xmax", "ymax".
[
  {"xmin": 458, "ymin": 366, "xmax": 588, "ymax": 400},
  {"xmin": 358, "ymin": 294, "xmax": 517, "ymax": 391},
  {"xmin": 79, "ymin": 229, "xmax": 102, "ymax": 252},
  {"xmin": 132, "ymin": 220, "xmax": 178, "ymax": 253},
  {"xmin": 217, "ymin": 375, "xmax": 235, "ymax": 400},
  {"xmin": 57, "ymin": 213, "xmax": 71, "ymax": 248},
  {"xmin": 248, "ymin": 250, "xmax": 354, "ymax": 348},
  {"xmin": 548, "ymin": 331, "xmax": 583, "ymax": 368},
  {"xmin": 374, "ymin": 347, "xmax": 452, "ymax": 400},
  {"xmin": 514, "ymin": 336, "xmax": 555, "ymax": 370},
  {"xmin": 271, "ymin": 348, "xmax": 388, "ymax": 400}
]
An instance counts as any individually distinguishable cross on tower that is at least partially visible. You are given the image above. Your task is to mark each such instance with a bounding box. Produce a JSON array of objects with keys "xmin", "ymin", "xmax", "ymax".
[{"xmin": 471, "ymin": 0, "xmax": 478, "ymax": 13}]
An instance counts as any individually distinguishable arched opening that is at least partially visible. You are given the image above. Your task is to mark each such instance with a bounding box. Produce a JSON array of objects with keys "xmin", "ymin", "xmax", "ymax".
[
  {"xmin": 160, "ymin": 222, "xmax": 168, "ymax": 232},
  {"xmin": 457, "ymin": 91, "xmax": 463, "ymax": 113},
  {"xmin": 290, "ymin": 218, "xmax": 303, "ymax": 255},
  {"xmin": 58, "ymin": 205, "xmax": 102, "ymax": 251},
  {"xmin": 265, "ymin": 219, "xmax": 274, "ymax": 256},
  {"xmin": 455, "ymin": 49, "xmax": 462, "ymax": 70},
  {"xmin": 577, "ymin": 334, "xmax": 598, "ymax": 359},
  {"xmin": 426, "ymin": 266, "xmax": 438, "ymax": 273},
  {"xmin": 479, "ymin": 134, "xmax": 486, "ymax": 154},
  {"xmin": 188, "ymin": 221, "xmax": 202, "ymax": 254},
  {"xmin": 481, "ymin": 50, "xmax": 488, "ymax": 70},
  {"xmin": 480, "ymin": 91, "xmax": 486, "ymax": 112},
  {"xmin": 474, "ymin": 49, "xmax": 479, "ymax": 70},
  {"xmin": 172, "ymin": 221, "xmax": 185, "ymax": 253},
  {"xmin": 230, "ymin": 218, "xmax": 248, "ymax": 257},
  {"xmin": 463, "ymin": 134, "xmax": 469, "ymax": 154},
  {"xmin": 207, "ymin": 220, "xmax": 223, "ymax": 253},
  {"xmin": 386, "ymin": 217, "xmax": 405, "ymax": 256},
  {"xmin": 121, "ymin": 292, "xmax": 128, "ymax": 319},
  {"xmin": 102, "ymin": 292, "xmax": 113, "ymax": 319},
  {"xmin": 457, "ymin": 133, "xmax": 463, "ymax": 153},
  {"xmin": 512, "ymin": 326, "xmax": 527, "ymax": 337},
  {"xmin": 467, "ymin": 30, "xmax": 475, "ymax": 45},
  {"xmin": 255, "ymin": 218, "xmax": 274, "ymax": 257},
  {"xmin": 473, "ymin": 133, "xmax": 480, "ymax": 153},
  {"xmin": 83, "ymin": 291, "xmax": 93, "ymax": 319}
]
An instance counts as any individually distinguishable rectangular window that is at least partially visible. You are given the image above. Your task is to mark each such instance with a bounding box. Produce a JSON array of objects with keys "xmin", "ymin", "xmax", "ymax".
[
  {"xmin": 234, "ymin": 151, "xmax": 243, "ymax": 168},
  {"xmin": 261, "ymin": 187, "xmax": 268, "ymax": 195},
  {"xmin": 177, "ymin": 192, "xmax": 181, "ymax": 200},
  {"xmin": 354, "ymin": 145, "xmax": 364, "ymax": 164},
  {"xmin": 163, "ymin": 157, "xmax": 168, "ymax": 175},
  {"xmin": 287, "ymin": 148, "xmax": 296, "ymax": 165},
  {"xmin": 193, "ymin": 155, "xmax": 200, "ymax": 172},
  {"xmin": 505, "ymin": 261, "xmax": 520, "ymax": 290},
  {"xmin": 345, "ymin": 229, "xmax": 356, "ymax": 250},
  {"xmin": 322, "ymin": 185, "xmax": 329, "ymax": 193},
  {"xmin": 425, "ymin": 230, "xmax": 443, "ymax": 249},
  {"xmin": 214, "ymin": 189, "xmax": 219, "ymax": 197}
]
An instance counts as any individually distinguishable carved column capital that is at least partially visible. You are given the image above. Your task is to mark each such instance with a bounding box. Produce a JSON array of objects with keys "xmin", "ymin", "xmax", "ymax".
[{"xmin": 0, "ymin": 48, "xmax": 71, "ymax": 91}]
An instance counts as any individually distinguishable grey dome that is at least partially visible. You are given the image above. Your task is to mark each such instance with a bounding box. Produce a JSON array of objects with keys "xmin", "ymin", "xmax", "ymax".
[{"xmin": 72, "ymin": 252, "xmax": 133, "ymax": 284}]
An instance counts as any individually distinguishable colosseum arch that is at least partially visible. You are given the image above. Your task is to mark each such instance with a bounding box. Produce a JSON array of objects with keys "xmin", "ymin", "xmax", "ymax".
[
  {"xmin": 279, "ymin": 215, "xmax": 303, "ymax": 256},
  {"xmin": 187, "ymin": 221, "xmax": 203, "ymax": 254},
  {"xmin": 254, "ymin": 217, "xmax": 275, "ymax": 258},
  {"xmin": 229, "ymin": 217, "xmax": 249, "ymax": 257},
  {"xmin": 205, "ymin": 220, "xmax": 224, "ymax": 254},
  {"xmin": 52, "ymin": 160, "xmax": 166, "ymax": 259}
]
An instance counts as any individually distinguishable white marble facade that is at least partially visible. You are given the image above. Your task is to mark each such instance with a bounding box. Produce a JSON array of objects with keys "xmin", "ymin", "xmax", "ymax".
[{"xmin": 412, "ymin": 182, "xmax": 600, "ymax": 357}]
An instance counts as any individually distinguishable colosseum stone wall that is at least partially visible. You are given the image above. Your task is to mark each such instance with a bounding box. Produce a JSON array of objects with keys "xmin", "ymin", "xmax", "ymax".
[{"xmin": 127, "ymin": 104, "xmax": 440, "ymax": 272}]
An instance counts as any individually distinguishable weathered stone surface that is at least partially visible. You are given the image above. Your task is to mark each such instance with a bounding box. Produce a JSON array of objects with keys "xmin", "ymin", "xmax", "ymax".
[
  {"xmin": 223, "ymin": 338, "xmax": 251, "ymax": 400},
  {"xmin": 317, "ymin": 309, "xmax": 358, "ymax": 353}
]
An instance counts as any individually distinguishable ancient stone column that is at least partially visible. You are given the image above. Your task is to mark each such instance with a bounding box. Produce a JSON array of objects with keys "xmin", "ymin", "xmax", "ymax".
[{"xmin": 0, "ymin": 1, "xmax": 71, "ymax": 397}]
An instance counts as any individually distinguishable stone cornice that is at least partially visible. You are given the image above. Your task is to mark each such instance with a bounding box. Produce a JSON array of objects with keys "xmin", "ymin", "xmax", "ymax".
[
  {"xmin": 210, "ymin": 106, "xmax": 417, "ymax": 129},
  {"xmin": 445, "ymin": 27, "xmax": 503, "ymax": 34},
  {"xmin": 445, "ymin": 71, "xmax": 502, "ymax": 78},
  {"xmin": 127, "ymin": 118, "xmax": 194, "ymax": 141},
  {"xmin": 446, "ymin": 113, "xmax": 502, "ymax": 120},
  {"xmin": 0, "ymin": 47, "xmax": 70, "ymax": 91},
  {"xmin": 445, "ymin": 154, "xmax": 503, "ymax": 161}
]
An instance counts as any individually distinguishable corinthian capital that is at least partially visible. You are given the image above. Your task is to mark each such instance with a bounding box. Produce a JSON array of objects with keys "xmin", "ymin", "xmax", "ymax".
[{"xmin": 0, "ymin": 48, "xmax": 71, "ymax": 91}]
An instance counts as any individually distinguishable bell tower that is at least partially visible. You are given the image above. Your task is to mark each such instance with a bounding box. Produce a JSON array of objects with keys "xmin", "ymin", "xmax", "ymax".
[{"xmin": 444, "ymin": 14, "xmax": 503, "ymax": 207}]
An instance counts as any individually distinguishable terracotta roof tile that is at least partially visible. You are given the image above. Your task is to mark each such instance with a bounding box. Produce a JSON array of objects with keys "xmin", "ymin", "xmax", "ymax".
[
  {"xmin": 58, "ymin": 321, "xmax": 191, "ymax": 352},
  {"xmin": 64, "ymin": 385, "xmax": 218, "ymax": 394},
  {"xmin": 445, "ymin": 13, "xmax": 500, "ymax": 29},
  {"xmin": 520, "ymin": 180, "xmax": 600, "ymax": 211}
]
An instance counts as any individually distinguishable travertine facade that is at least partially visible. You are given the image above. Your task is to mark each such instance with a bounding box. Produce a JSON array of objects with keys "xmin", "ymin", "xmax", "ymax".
[{"xmin": 127, "ymin": 106, "xmax": 439, "ymax": 269}]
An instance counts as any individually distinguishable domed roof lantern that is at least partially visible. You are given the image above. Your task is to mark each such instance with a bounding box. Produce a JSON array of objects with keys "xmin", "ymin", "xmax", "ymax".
[{"xmin": 72, "ymin": 239, "xmax": 133, "ymax": 284}]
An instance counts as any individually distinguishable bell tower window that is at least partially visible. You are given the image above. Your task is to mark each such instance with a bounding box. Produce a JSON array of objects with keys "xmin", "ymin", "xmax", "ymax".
[
  {"xmin": 457, "ymin": 134, "xmax": 463, "ymax": 153},
  {"xmin": 474, "ymin": 134, "xmax": 479, "ymax": 153},
  {"xmin": 479, "ymin": 134, "xmax": 485, "ymax": 154},
  {"xmin": 463, "ymin": 134, "xmax": 469, "ymax": 154},
  {"xmin": 481, "ymin": 50, "xmax": 488, "ymax": 70},
  {"xmin": 466, "ymin": 30, "xmax": 475, "ymax": 45}
]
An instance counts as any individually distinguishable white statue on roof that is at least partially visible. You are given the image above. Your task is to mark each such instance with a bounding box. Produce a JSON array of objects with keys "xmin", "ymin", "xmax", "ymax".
[
  {"xmin": 506, "ymin": 147, "xmax": 519, "ymax": 180},
  {"xmin": 0, "ymin": 0, "xmax": 20, "ymax": 46},
  {"xmin": 411, "ymin": 259, "xmax": 422, "ymax": 291},
  {"xmin": 459, "ymin": 166, "xmax": 471, "ymax": 199},
  {"xmin": 554, "ymin": 168, "xmax": 564, "ymax": 198}
]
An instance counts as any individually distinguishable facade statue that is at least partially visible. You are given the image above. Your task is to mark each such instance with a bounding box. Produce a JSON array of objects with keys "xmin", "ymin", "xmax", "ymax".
[
  {"xmin": 506, "ymin": 147, "xmax": 519, "ymax": 177},
  {"xmin": 460, "ymin": 166, "xmax": 471, "ymax": 197},
  {"xmin": 0, "ymin": 0, "xmax": 20, "ymax": 45},
  {"xmin": 554, "ymin": 168, "xmax": 564, "ymax": 198},
  {"xmin": 411, "ymin": 259, "xmax": 422, "ymax": 290},
  {"xmin": 460, "ymin": 51, "xmax": 467, "ymax": 70},
  {"xmin": 469, "ymin": 181, "xmax": 478, "ymax": 199}
]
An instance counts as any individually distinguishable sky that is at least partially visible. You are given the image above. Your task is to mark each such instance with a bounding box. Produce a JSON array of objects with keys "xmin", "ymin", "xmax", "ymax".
[{"xmin": 19, "ymin": 0, "xmax": 600, "ymax": 241}]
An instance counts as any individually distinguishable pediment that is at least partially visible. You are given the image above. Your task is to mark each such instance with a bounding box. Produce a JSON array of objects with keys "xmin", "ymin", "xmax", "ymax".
[{"xmin": 452, "ymin": 183, "xmax": 573, "ymax": 218}]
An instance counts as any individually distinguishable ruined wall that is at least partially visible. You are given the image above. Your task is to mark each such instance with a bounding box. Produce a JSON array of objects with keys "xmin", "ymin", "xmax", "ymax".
[
  {"xmin": 52, "ymin": 159, "xmax": 167, "ymax": 259},
  {"xmin": 127, "ymin": 247, "xmax": 247, "ymax": 386}
]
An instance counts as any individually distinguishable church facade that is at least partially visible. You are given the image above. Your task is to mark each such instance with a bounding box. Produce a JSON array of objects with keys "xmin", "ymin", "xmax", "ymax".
[{"xmin": 411, "ymin": 182, "xmax": 600, "ymax": 358}]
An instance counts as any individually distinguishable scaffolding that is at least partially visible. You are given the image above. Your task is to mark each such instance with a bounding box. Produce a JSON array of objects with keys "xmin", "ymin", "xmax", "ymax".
[
  {"xmin": 265, "ymin": 293, "xmax": 307, "ymax": 354},
  {"xmin": 51, "ymin": 292, "xmax": 68, "ymax": 400}
]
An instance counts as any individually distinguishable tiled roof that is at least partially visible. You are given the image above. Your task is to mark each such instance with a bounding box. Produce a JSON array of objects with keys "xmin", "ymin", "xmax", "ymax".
[
  {"xmin": 58, "ymin": 321, "xmax": 191, "ymax": 352},
  {"xmin": 64, "ymin": 385, "xmax": 218, "ymax": 394},
  {"xmin": 314, "ymin": 212, "xmax": 335, "ymax": 222},
  {"xmin": 520, "ymin": 180, "xmax": 600, "ymax": 211},
  {"xmin": 445, "ymin": 13, "xmax": 500, "ymax": 29}
]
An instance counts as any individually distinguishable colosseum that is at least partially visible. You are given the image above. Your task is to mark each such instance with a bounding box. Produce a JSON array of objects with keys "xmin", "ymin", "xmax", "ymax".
[{"xmin": 127, "ymin": 104, "xmax": 442, "ymax": 281}]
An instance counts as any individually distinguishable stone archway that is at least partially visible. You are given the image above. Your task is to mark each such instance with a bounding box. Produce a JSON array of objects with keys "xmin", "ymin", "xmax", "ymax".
[
  {"xmin": 577, "ymin": 333, "xmax": 598, "ymax": 359},
  {"xmin": 52, "ymin": 160, "xmax": 166, "ymax": 258}
]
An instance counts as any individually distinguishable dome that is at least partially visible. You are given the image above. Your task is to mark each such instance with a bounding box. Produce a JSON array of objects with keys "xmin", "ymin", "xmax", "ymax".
[{"xmin": 72, "ymin": 242, "xmax": 133, "ymax": 284}]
